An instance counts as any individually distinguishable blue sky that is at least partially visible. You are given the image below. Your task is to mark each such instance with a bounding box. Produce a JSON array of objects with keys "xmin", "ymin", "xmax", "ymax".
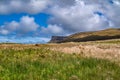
[
  {"xmin": 0, "ymin": 13, "xmax": 50, "ymax": 27},
  {"xmin": 0, "ymin": 13, "xmax": 51, "ymax": 43},
  {"xmin": 0, "ymin": 0, "xmax": 120, "ymax": 43}
]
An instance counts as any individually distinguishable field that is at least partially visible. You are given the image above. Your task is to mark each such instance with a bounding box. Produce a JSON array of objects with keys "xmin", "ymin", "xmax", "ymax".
[{"xmin": 0, "ymin": 39, "xmax": 120, "ymax": 80}]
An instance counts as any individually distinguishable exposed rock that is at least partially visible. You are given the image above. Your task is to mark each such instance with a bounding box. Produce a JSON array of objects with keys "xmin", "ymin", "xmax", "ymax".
[{"xmin": 49, "ymin": 36, "xmax": 67, "ymax": 43}]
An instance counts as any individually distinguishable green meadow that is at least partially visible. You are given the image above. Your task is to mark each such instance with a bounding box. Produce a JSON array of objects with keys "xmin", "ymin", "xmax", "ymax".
[{"xmin": 0, "ymin": 46, "xmax": 120, "ymax": 80}]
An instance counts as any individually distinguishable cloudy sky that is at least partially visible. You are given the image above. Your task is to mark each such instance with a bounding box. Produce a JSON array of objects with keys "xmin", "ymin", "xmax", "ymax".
[{"xmin": 0, "ymin": 0, "xmax": 120, "ymax": 43}]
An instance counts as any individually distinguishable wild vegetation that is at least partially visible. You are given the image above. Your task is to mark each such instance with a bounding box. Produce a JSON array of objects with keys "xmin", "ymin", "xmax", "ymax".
[{"xmin": 0, "ymin": 39, "xmax": 120, "ymax": 80}]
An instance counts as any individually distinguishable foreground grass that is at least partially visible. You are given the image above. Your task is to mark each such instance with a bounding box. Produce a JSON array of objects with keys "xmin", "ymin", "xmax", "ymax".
[{"xmin": 0, "ymin": 48, "xmax": 120, "ymax": 80}]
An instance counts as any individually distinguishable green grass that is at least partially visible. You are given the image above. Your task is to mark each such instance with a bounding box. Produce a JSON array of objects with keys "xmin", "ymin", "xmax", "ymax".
[
  {"xmin": 0, "ymin": 48, "xmax": 120, "ymax": 80},
  {"xmin": 101, "ymin": 40, "xmax": 120, "ymax": 44}
]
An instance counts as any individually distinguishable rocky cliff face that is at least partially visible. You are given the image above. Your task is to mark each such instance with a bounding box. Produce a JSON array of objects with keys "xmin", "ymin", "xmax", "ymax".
[{"xmin": 49, "ymin": 36, "xmax": 67, "ymax": 43}]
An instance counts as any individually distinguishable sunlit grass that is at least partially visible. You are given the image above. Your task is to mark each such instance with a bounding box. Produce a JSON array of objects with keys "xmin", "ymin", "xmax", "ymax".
[{"xmin": 0, "ymin": 48, "xmax": 120, "ymax": 80}]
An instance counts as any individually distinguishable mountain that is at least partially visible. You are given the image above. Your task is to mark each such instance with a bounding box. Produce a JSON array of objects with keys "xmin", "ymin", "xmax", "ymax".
[{"xmin": 49, "ymin": 28, "xmax": 120, "ymax": 43}]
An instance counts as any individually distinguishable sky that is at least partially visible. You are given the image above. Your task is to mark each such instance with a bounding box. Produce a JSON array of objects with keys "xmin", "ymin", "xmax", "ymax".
[{"xmin": 0, "ymin": 0, "xmax": 120, "ymax": 43}]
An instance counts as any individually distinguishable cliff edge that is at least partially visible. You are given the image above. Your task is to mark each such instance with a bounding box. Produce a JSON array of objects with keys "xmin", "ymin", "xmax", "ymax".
[{"xmin": 49, "ymin": 36, "xmax": 67, "ymax": 43}]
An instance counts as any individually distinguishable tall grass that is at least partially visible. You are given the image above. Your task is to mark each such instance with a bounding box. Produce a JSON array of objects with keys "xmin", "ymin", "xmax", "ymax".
[{"xmin": 0, "ymin": 48, "xmax": 120, "ymax": 80}]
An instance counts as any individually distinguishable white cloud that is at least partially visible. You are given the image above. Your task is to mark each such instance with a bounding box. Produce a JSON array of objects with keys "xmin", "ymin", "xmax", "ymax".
[
  {"xmin": 1, "ymin": 0, "xmax": 120, "ymax": 35},
  {"xmin": 48, "ymin": 0, "xmax": 120, "ymax": 34},
  {"xmin": 0, "ymin": 16, "xmax": 39, "ymax": 35},
  {"xmin": 0, "ymin": 0, "xmax": 51, "ymax": 14},
  {"xmin": 19, "ymin": 16, "xmax": 39, "ymax": 33},
  {"xmin": 0, "ymin": 29, "xmax": 9, "ymax": 35},
  {"xmin": 4, "ymin": 21, "xmax": 19, "ymax": 31},
  {"xmin": 113, "ymin": 0, "xmax": 120, "ymax": 5},
  {"xmin": 53, "ymin": 0, "xmax": 75, "ymax": 7},
  {"xmin": 41, "ymin": 24, "xmax": 65, "ymax": 35},
  {"xmin": 0, "ymin": 0, "xmax": 120, "ymax": 43}
]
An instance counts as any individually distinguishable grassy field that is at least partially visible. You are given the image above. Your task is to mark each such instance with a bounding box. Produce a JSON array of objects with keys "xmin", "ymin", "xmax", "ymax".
[{"xmin": 0, "ymin": 40, "xmax": 120, "ymax": 80}]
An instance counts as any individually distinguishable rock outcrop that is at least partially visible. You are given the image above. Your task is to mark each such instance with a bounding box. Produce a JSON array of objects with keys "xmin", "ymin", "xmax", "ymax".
[{"xmin": 49, "ymin": 36, "xmax": 67, "ymax": 43}]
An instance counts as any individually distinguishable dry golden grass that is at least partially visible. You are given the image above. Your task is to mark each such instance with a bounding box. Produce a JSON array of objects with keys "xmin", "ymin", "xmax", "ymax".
[
  {"xmin": 0, "ymin": 39, "xmax": 120, "ymax": 62},
  {"xmin": 48, "ymin": 39, "xmax": 120, "ymax": 62}
]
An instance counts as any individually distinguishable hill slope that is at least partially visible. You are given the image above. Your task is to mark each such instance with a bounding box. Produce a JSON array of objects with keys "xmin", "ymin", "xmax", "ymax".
[{"xmin": 49, "ymin": 28, "xmax": 120, "ymax": 43}]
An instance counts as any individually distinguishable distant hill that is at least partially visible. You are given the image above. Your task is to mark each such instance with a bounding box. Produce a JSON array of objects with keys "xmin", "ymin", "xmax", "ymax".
[
  {"xmin": 49, "ymin": 36, "xmax": 67, "ymax": 43},
  {"xmin": 49, "ymin": 28, "xmax": 120, "ymax": 43}
]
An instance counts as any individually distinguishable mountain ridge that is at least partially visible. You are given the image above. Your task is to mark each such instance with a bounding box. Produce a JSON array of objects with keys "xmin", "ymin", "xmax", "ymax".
[{"xmin": 49, "ymin": 28, "xmax": 120, "ymax": 43}]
